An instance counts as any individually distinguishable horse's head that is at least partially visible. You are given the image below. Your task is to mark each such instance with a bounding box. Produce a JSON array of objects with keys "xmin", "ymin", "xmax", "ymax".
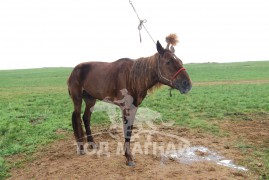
[{"xmin": 156, "ymin": 34, "xmax": 192, "ymax": 94}]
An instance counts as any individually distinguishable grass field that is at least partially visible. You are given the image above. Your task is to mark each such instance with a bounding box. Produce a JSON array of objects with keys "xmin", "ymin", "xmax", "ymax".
[{"xmin": 0, "ymin": 61, "xmax": 269, "ymax": 179}]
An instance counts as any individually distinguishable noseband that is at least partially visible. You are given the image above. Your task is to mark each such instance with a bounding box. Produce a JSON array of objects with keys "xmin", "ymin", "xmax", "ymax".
[
  {"xmin": 157, "ymin": 55, "xmax": 186, "ymax": 85},
  {"xmin": 172, "ymin": 67, "xmax": 186, "ymax": 79}
]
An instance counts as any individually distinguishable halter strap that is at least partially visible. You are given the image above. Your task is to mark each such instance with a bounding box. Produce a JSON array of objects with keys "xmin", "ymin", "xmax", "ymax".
[
  {"xmin": 172, "ymin": 67, "xmax": 186, "ymax": 79},
  {"xmin": 157, "ymin": 55, "xmax": 186, "ymax": 85}
]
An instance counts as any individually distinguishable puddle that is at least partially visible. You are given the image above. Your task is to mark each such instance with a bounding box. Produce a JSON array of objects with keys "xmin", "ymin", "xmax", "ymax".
[{"xmin": 161, "ymin": 146, "xmax": 248, "ymax": 171}]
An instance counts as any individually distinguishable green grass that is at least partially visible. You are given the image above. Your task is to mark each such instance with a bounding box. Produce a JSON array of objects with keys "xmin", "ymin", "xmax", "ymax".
[
  {"xmin": 0, "ymin": 61, "xmax": 269, "ymax": 178},
  {"xmin": 143, "ymin": 83, "xmax": 269, "ymax": 120},
  {"xmin": 185, "ymin": 61, "xmax": 269, "ymax": 82}
]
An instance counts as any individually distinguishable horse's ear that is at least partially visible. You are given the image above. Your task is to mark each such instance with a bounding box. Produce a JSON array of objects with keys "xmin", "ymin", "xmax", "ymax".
[
  {"xmin": 156, "ymin": 41, "xmax": 165, "ymax": 55},
  {"xmin": 170, "ymin": 46, "xmax": 175, "ymax": 54}
]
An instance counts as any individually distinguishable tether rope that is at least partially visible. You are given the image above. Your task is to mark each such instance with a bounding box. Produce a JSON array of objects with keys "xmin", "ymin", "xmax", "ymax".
[{"xmin": 129, "ymin": 0, "xmax": 156, "ymax": 44}]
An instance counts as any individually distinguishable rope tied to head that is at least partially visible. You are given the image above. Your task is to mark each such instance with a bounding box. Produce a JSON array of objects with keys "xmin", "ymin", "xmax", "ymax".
[
  {"xmin": 129, "ymin": 0, "xmax": 155, "ymax": 44},
  {"xmin": 138, "ymin": 19, "xmax": 147, "ymax": 42}
]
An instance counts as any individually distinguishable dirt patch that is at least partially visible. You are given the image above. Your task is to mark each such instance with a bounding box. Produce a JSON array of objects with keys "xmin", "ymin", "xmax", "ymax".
[
  {"xmin": 8, "ymin": 124, "xmax": 260, "ymax": 180},
  {"xmin": 220, "ymin": 115, "xmax": 269, "ymax": 149},
  {"xmin": 217, "ymin": 113, "xmax": 269, "ymax": 178}
]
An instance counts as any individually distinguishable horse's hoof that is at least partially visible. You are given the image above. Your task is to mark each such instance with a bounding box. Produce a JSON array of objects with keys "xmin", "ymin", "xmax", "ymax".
[
  {"xmin": 77, "ymin": 150, "xmax": 85, "ymax": 155},
  {"xmin": 127, "ymin": 161, "xmax": 135, "ymax": 166},
  {"xmin": 88, "ymin": 142, "xmax": 98, "ymax": 149}
]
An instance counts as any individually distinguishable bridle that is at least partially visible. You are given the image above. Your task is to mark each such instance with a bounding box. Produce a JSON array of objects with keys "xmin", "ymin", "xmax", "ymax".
[{"xmin": 157, "ymin": 55, "xmax": 186, "ymax": 85}]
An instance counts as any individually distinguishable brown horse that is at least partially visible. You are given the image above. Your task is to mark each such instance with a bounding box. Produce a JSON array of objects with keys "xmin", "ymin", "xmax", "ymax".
[{"xmin": 67, "ymin": 34, "xmax": 192, "ymax": 166}]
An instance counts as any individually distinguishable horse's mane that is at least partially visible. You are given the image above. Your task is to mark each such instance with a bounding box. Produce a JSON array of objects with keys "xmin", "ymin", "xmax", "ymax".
[
  {"xmin": 129, "ymin": 34, "xmax": 178, "ymax": 94},
  {"xmin": 129, "ymin": 54, "xmax": 161, "ymax": 93}
]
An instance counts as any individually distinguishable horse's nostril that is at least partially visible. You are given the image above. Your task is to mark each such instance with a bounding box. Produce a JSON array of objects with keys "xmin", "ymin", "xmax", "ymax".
[{"xmin": 182, "ymin": 80, "xmax": 189, "ymax": 88}]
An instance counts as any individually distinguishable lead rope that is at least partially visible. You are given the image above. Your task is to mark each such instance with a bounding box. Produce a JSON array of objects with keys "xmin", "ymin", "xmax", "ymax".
[
  {"xmin": 129, "ymin": 1, "xmax": 172, "ymax": 97},
  {"xmin": 129, "ymin": 0, "xmax": 156, "ymax": 44},
  {"xmin": 169, "ymin": 88, "xmax": 173, "ymax": 97}
]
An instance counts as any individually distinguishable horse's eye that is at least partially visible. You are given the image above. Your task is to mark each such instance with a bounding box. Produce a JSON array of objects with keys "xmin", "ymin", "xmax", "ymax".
[{"xmin": 166, "ymin": 60, "xmax": 171, "ymax": 65}]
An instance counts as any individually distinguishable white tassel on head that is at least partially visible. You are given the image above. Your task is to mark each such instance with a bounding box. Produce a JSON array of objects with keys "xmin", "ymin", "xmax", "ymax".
[
  {"xmin": 165, "ymin": 34, "xmax": 178, "ymax": 53},
  {"xmin": 166, "ymin": 34, "xmax": 179, "ymax": 46}
]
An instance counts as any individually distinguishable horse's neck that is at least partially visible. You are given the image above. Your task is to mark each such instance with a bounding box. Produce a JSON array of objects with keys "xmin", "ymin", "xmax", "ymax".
[
  {"xmin": 130, "ymin": 54, "xmax": 159, "ymax": 95},
  {"xmin": 144, "ymin": 54, "xmax": 159, "ymax": 90}
]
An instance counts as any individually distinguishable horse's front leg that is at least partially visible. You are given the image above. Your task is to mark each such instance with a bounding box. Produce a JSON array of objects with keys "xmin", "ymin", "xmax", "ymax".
[{"xmin": 122, "ymin": 106, "xmax": 137, "ymax": 166}]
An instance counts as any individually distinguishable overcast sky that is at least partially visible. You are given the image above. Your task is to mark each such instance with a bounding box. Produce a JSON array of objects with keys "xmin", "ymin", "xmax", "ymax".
[{"xmin": 0, "ymin": 0, "xmax": 269, "ymax": 70}]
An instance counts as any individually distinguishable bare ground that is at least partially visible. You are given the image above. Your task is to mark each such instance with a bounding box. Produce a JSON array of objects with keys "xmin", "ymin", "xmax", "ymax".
[{"xmin": 7, "ymin": 116, "xmax": 269, "ymax": 180}]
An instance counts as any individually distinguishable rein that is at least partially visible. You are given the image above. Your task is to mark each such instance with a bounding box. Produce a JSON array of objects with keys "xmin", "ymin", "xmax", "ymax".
[{"xmin": 157, "ymin": 55, "xmax": 186, "ymax": 85}]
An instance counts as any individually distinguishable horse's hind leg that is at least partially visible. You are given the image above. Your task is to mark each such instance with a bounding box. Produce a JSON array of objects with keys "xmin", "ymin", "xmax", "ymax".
[
  {"xmin": 82, "ymin": 90, "xmax": 97, "ymax": 149},
  {"xmin": 71, "ymin": 90, "xmax": 85, "ymax": 155}
]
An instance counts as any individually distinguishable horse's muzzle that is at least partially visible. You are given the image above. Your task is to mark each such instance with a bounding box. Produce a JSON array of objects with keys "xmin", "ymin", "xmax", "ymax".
[
  {"xmin": 182, "ymin": 79, "xmax": 192, "ymax": 93},
  {"xmin": 175, "ymin": 79, "xmax": 192, "ymax": 94}
]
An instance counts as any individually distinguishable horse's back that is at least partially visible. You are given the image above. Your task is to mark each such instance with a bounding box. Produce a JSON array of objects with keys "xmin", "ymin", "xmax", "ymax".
[{"xmin": 68, "ymin": 58, "xmax": 134, "ymax": 99}]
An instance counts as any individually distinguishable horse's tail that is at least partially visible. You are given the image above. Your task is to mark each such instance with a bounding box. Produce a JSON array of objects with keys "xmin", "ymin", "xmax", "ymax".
[
  {"xmin": 68, "ymin": 87, "xmax": 71, "ymax": 96},
  {"xmin": 67, "ymin": 64, "xmax": 84, "ymax": 98},
  {"xmin": 67, "ymin": 69, "xmax": 76, "ymax": 98},
  {"xmin": 67, "ymin": 73, "xmax": 72, "ymax": 97}
]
